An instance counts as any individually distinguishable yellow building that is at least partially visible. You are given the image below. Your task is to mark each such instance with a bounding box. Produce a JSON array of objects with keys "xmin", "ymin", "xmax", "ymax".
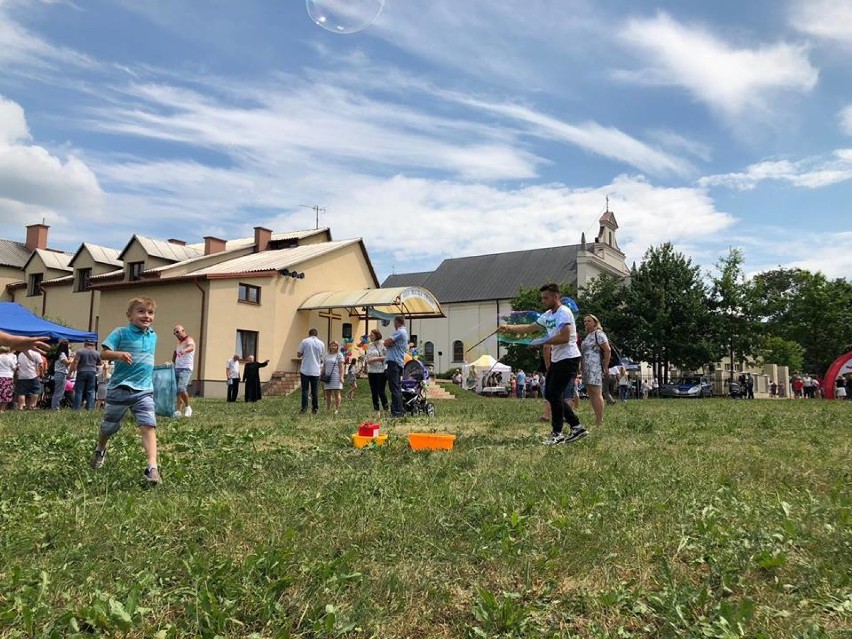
[{"xmin": 1, "ymin": 224, "xmax": 443, "ymax": 398}]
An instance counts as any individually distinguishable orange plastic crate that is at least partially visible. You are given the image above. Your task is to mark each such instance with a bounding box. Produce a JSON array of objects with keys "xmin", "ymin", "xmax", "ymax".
[{"xmin": 408, "ymin": 433, "xmax": 456, "ymax": 451}]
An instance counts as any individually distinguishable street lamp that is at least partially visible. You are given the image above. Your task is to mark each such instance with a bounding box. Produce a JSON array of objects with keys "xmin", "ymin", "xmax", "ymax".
[{"xmin": 438, "ymin": 351, "xmax": 443, "ymax": 373}]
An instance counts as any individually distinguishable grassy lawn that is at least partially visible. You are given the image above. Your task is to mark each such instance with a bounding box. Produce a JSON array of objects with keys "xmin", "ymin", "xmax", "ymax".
[{"xmin": 0, "ymin": 388, "xmax": 850, "ymax": 638}]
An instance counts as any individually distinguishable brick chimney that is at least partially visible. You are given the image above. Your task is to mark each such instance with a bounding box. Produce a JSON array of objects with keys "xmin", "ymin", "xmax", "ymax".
[
  {"xmin": 25, "ymin": 224, "xmax": 49, "ymax": 251},
  {"xmin": 254, "ymin": 226, "xmax": 272, "ymax": 252},
  {"xmin": 204, "ymin": 236, "xmax": 227, "ymax": 255},
  {"xmin": 167, "ymin": 238, "xmax": 186, "ymax": 246}
]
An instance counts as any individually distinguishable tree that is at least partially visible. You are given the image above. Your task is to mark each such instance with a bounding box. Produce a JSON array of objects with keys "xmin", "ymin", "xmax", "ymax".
[
  {"xmin": 707, "ymin": 248, "xmax": 760, "ymax": 381},
  {"xmin": 576, "ymin": 273, "xmax": 629, "ymax": 352},
  {"xmin": 757, "ymin": 336, "xmax": 804, "ymax": 372},
  {"xmin": 625, "ymin": 243, "xmax": 713, "ymax": 385},
  {"xmin": 752, "ymin": 268, "xmax": 852, "ymax": 374},
  {"xmin": 501, "ymin": 282, "xmax": 576, "ymax": 373}
]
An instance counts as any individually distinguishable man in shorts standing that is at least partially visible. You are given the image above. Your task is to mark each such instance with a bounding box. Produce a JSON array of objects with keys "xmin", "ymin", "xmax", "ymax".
[{"xmin": 172, "ymin": 325, "xmax": 195, "ymax": 417}]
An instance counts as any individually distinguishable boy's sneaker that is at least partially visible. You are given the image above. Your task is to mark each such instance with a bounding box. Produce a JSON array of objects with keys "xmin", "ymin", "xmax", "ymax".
[
  {"xmin": 543, "ymin": 432, "xmax": 566, "ymax": 445},
  {"xmin": 144, "ymin": 466, "xmax": 162, "ymax": 484},
  {"xmin": 565, "ymin": 427, "xmax": 588, "ymax": 443},
  {"xmin": 184, "ymin": 406, "xmax": 193, "ymax": 417},
  {"xmin": 172, "ymin": 410, "xmax": 182, "ymax": 418},
  {"xmin": 90, "ymin": 448, "xmax": 106, "ymax": 469}
]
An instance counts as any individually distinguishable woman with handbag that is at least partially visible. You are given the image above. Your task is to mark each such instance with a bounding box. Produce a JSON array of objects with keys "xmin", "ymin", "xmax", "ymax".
[
  {"xmin": 580, "ymin": 315, "xmax": 611, "ymax": 426},
  {"xmin": 321, "ymin": 341, "xmax": 345, "ymax": 414},
  {"xmin": 364, "ymin": 330, "xmax": 389, "ymax": 414}
]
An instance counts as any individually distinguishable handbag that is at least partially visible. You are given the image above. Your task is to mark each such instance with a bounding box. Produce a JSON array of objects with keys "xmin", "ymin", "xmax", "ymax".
[{"xmin": 320, "ymin": 360, "xmax": 333, "ymax": 384}]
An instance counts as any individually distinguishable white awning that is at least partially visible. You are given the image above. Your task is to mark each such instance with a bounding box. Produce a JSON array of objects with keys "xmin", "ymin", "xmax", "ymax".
[{"xmin": 299, "ymin": 287, "xmax": 444, "ymax": 318}]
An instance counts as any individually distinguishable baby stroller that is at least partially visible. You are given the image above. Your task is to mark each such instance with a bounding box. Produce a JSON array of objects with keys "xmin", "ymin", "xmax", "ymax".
[
  {"xmin": 401, "ymin": 360, "xmax": 436, "ymax": 416},
  {"xmin": 728, "ymin": 380, "xmax": 746, "ymax": 399}
]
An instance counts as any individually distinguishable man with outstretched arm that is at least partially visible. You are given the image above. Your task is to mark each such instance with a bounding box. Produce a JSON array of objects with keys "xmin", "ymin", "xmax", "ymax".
[{"xmin": 498, "ymin": 283, "xmax": 587, "ymax": 445}]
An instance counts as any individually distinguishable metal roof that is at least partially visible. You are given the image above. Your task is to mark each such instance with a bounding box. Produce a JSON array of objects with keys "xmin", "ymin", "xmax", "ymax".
[
  {"xmin": 0, "ymin": 239, "xmax": 31, "ymax": 268},
  {"xmin": 189, "ymin": 239, "xmax": 362, "ymax": 275},
  {"xmin": 71, "ymin": 243, "xmax": 122, "ymax": 267},
  {"xmin": 26, "ymin": 248, "xmax": 73, "ymax": 272},
  {"xmin": 300, "ymin": 287, "xmax": 444, "ymax": 318},
  {"xmin": 118, "ymin": 235, "xmax": 204, "ymax": 262},
  {"xmin": 382, "ymin": 245, "xmax": 580, "ymax": 303}
]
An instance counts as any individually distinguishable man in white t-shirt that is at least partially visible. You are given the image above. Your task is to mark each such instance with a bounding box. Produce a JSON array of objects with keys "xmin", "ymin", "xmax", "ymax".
[
  {"xmin": 499, "ymin": 283, "xmax": 586, "ymax": 445},
  {"xmin": 297, "ymin": 328, "xmax": 325, "ymax": 414},
  {"xmin": 172, "ymin": 325, "xmax": 195, "ymax": 417},
  {"xmin": 225, "ymin": 354, "xmax": 241, "ymax": 403}
]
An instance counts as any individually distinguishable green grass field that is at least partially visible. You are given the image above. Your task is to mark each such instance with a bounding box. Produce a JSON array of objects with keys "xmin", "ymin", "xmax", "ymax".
[{"xmin": 0, "ymin": 388, "xmax": 850, "ymax": 638}]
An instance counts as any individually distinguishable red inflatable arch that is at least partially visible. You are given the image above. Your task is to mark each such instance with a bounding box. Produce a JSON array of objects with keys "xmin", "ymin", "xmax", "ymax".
[{"xmin": 823, "ymin": 350, "xmax": 852, "ymax": 400}]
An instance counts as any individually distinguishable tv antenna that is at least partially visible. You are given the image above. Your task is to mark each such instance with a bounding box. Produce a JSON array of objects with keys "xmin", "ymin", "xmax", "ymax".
[{"xmin": 299, "ymin": 204, "xmax": 326, "ymax": 229}]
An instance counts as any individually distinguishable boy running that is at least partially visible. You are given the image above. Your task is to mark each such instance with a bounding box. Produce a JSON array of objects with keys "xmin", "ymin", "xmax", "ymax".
[{"xmin": 89, "ymin": 297, "xmax": 161, "ymax": 484}]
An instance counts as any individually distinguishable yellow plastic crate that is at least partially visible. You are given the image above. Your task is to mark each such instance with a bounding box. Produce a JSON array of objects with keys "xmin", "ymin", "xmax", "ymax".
[{"xmin": 352, "ymin": 433, "xmax": 389, "ymax": 448}]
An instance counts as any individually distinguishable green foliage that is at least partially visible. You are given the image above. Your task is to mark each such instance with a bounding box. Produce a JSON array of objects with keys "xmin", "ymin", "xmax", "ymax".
[
  {"xmin": 707, "ymin": 249, "xmax": 762, "ymax": 375},
  {"xmin": 752, "ymin": 268, "xmax": 852, "ymax": 373},
  {"xmin": 577, "ymin": 272, "xmax": 629, "ymax": 346},
  {"xmin": 758, "ymin": 335, "xmax": 805, "ymax": 371},
  {"xmin": 625, "ymin": 243, "xmax": 713, "ymax": 380}
]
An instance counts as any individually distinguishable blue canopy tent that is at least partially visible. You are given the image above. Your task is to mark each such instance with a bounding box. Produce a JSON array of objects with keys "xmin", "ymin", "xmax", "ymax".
[{"xmin": 0, "ymin": 302, "xmax": 97, "ymax": 343}]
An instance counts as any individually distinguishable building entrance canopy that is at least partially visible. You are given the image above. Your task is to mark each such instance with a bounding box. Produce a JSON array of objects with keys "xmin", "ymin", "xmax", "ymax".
[{"xmin": 299, "ymin": 287, "xmax": 444, "ymax": 319}]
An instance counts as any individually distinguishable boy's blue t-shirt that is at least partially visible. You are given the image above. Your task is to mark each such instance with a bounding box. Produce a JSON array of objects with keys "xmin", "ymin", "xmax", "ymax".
[{"xmin": 102, "ymin": 324, "xmax": 157, "ymax": 391}]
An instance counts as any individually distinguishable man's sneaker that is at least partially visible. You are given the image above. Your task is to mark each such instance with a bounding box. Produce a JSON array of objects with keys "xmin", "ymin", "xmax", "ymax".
[
  {"xmin": 184, "ymin": 406, "xmax": 193, "ymax": 417},
  {"xmin": 543, "ymin": 432, "xmax": 566, "ymax": 445},
  {"xmin": 144, "ymin": 466, "xmax": 162, "ymax": 484},
  {"xmin": 565, "ymin": 427, "xmax": 588, "ymax": 443},
  {"xmin": 90, "ymin": 448, "xmax": 106, "ymax": 469},
  {"xmin": 172, "ymin": 410, "xmax": 182, "ymax": 418}
]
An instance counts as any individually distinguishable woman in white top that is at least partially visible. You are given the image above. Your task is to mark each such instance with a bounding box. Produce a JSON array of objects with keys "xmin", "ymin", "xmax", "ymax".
[
  {"xmin": 0, "ymin": 346, "xmax": 17, "ymax": 412},
  {"xmin": 364, "ymin": 329, "xmax": 388, "ymax": 413},
  {"xmin": 51, "ymin": 340, "xmax": 70, "ymax": 410},
  {"xmin": 321, "ymin": 341, "xmax": 345, "ymax": 413}
]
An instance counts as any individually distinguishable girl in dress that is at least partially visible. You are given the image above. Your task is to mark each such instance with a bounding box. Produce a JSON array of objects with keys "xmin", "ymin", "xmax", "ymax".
[{"xmin": 322, "ymin": 341, "xmax": 345, "ymax": 413}]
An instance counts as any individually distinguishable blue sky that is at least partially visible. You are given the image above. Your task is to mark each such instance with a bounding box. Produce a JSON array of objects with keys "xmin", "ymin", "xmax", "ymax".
[{"xmin": 1, "ymin": 0, "xmax": 851, "ymax": 280}]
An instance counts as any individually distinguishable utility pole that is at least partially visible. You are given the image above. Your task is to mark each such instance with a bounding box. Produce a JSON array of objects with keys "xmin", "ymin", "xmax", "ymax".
[{"xmin": 299, "ymin": 204, "xmax": 326, "ymax": 230}]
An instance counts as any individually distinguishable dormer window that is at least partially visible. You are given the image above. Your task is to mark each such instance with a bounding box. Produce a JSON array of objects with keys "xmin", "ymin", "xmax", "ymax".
[
  {"xmin": 75, "ymin": 268, "xmax": 92, "ymax": 292},
  {"xmin": 27, "ymin": 273, "xmax": 43, "ymax": 297},
  {"xmin": 128, "ymin": 261, "xmax": 144, "ymax": 281}
]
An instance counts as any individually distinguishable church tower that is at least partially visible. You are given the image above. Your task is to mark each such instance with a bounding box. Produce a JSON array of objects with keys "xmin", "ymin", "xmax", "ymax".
[
  {"xmin": 576, "ymin": 199, "xmax": 630, "ymax": 289},
  {"xmin": 594, "ymin": 198, "xmax": 623, "ymax": 254}
]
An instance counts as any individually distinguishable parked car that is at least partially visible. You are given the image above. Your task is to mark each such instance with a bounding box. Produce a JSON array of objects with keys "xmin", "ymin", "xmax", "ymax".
[{"xmin": 659, "ymin": 377, "xmax": 714, "ymax": 398}]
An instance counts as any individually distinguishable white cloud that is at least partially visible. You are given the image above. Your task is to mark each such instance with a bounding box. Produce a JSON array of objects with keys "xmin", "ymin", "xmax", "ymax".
[
  {"xmin": 0, "ymin": 0, "xmax": 94, "ymax": 75},
  {"xmin": 446, "ymin": 96, "xmax": 694, "ymax": 177},
  {"xmin": 841, "ymin": 105, "xmax": 852, "ymax": 135},
  {"xmin": 616, "ymin": 12, "xmax": 818, "ymax": 120},
  {"xmin": 86, "ymin": 80, "xmax": 542, "ymax": 182},
  {"xmin": 0, "ymin": 95, "xmax": 103, "ymax": 225},
  {"xmin": 322, "ymin": 174, "xmax": 734, "ymax": 276},
  {"xmin": 742, "ymin": 229, "xmax": 852, "ymax": 280},
  {"xmin": 699, "ymin": 150, "xmax": 852, "ymax": 190},
  {"xmin": 784, "ymin": 232, "xmax": 852, "ymax": 278},
  {"xmin": 789, "ymin": 0, "xmax": 852, "ymax": 46},
  {"xmin": 368, "ymin": 0, "xmax": 603, "ymax": 89}
]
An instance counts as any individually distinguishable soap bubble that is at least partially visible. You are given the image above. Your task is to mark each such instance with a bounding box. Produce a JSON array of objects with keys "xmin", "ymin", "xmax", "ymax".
[{"xmin": 306, "ymin": 0, "xmax": 385, "ymax": 35}]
